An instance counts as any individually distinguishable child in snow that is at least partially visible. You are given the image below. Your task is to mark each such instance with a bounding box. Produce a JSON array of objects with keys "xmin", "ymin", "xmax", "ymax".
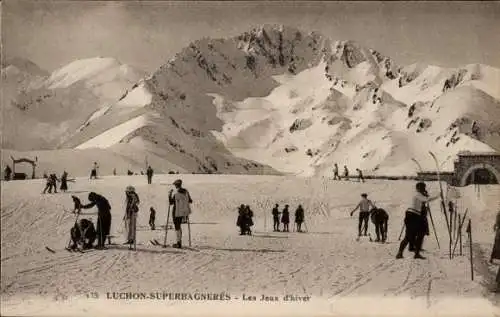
[
  {"xmin": 295, "ymin": 205, "xmax": 305, "ymax": 232},
  {"xmin": 71, "ymin": 195, "xmax": 82, "ymax": 214},
  {"xmin": 272, "ymin": 204, "xmax": 281, "ymax": 231},
  {"xmin": 149, "ymin": 207, "xmax": 156, "ymax": 230},
  {"xmin": 281, "ymin": 205, "xmax": 290, "ymax": 232},
  {"xmin": 70, "ymin": 218, "xmax": 97, "ymax": 250},
  {"xmin": 350, "ymin": 193, "xmax": 376, "ymax": 237}
]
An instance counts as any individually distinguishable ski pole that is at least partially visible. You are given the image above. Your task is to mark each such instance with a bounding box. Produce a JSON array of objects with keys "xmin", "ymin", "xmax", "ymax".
[
  {"xmin": 398, "ymin": 222, "xmax": 404, "ymax": 240},
  {"xmin": 187, "ymin": 215, "xmax": 192, "ymax": 247},
  {"xmin": 426, "ymin": 204, "xmax": 440, "ymax": 249},
  {"xmin": 163, "ymin": 204, "xmax": 171, "ymax": 247}
]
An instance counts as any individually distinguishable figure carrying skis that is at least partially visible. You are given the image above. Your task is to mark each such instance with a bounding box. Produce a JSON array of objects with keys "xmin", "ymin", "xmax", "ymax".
[{"xmin": 168, "ymin": 179, "xmax": 193, "ymax": 248}]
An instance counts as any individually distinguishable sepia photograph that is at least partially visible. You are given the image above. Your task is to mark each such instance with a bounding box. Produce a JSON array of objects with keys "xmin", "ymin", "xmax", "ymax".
[{"xmin": 1, "ymin": 1, "xmax": 500, "ymax": 316}]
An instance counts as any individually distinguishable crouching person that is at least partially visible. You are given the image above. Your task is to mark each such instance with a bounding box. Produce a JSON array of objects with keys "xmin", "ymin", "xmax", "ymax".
[
  {"xmin": 70, "ymin": 219, "xmax": 97, "ymax": 250},
  {"xmin": 169, "ymin": 179, "xmax": 193, "ymax": 248},
  {"xmin": 370, "ymin": 207, "xmax": 389, "ymax": 243}
]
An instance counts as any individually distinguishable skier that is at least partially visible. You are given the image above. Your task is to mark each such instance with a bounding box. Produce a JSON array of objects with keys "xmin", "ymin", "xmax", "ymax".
[
  {"xmin": 333, "ymin": 163, "xmax": 340, "ymax": 180},
  {"xmin": 90, "ymin": 162, "xmax": 99, "ymax": 179},
  {"xmin": 356, "ymin": 168, "xmax": 365, "ymax": 183},
  {"xmin": 343, "ymin": 165, "xmax": 349, "ymax": 180},
  {"xmin": 295, "ymin": 205, "xmax": 305, "ymax": 232},
  {"xmin": 396, "ymin": 182, "xmax": 439, "ymax": 259},
  {"xmin": 4, "ymin": 165, "xmax": 12, "ymax": 181},
  {"xmin": 168, "ymin": 179, "xmax": 193, "ymax": 248},
  {"xmin": 69, "ymin": 218, "xmax": 97, "ymax": 250},
  {"xmin": 81, "ymin": 192, "xmax": 112, "ymax": 249},
  {"xmin": 42, "ymin": 174, "xmax": 53, "ymax": 194},
  {"xmin": 50, "ymin": 174, "xmax": 59, "ymax": 193},
  {"xmin": 146, "ymin": 166, "xmax": 154, "ymax": 184},
  {"xmin": 124, "ymin": 186, "xmax": 140, "ymax": 246},
  {"xmin": 490, "ymin": 209, "xmax": 500, "ymax": 264},
  {"xmin": 370, "ymin": 207, "xmax": 389, "ymax": 242},
  {"xmin": 60, "ymin": 171, "xmax": 68, "ymax": 192},
  {"xmin": 149, "ymin": 207, "xmax": 156, "ymax": 230},
  {"xmin": 281, "ymin": 205, "xmax": 290, "ymax": 232},
  {"xmin": 350, "ymin": 193, "xmax": 376, "ymax": 238},
  {"xmin": 71, "ymin": 195, "xmax": 82, "ymax": 214},
  {"xmin": 272, "ymin": 204, "xmax": 281, "ymax": 232}
]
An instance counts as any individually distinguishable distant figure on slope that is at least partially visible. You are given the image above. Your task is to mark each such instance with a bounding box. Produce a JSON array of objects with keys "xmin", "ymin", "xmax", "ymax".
[
  {"xmin": 146, "ymin": 166, "xmax": 154, "ymax": 184},
  {"xmin": 149, "ymin": 207, "xmax": 156, "ymax": 230},
  {"xmin": 60, "ymin": 171, "xmax": 68, "ymax": 192},
  {"xmin": 71, "ymin": 195, "xmax": 82, "ymax": 214},
  {"xmin": 237, "ymin": 204, "xmax": 246, "ymax": 235},
  {"xmin": 370, "ymin": 207, "xmax": 389, "ymax": 242},
  {"xmin": 124, "ymin": 186, "xmax": 140, "ymax": 246},
  {"xmin": 356, "ymin": 168, "xmax": 365, "ymax": 183},
  {"xmin": 490, "ymin": 209, "xmax": 500, "ymax": 264},
  {"xmin": 333, "ymin": 163, "xmax": 340, "ymax": 180},
  {"xmin": 168, "ymin": 179, "xmax": 193, "ymax": 248},
  {"xmin": 343, "ymin": 165, "xmax": 349, "ymax": 180},
  {"xmin": 281, "ymin": 205, "xmax": 290, "ymax": 232},
  {"xmin": 113, "ymin": 168, "xmax": 117, "ymax": 176},
  {"xmin": 272, "ymin": 204, "xmax": 281, "ymax": 232},
  {"xmin": 4, "ymin": 165, "xmax": 12, "ymax": 181},
  {"xmin": 90, "ymin": 162, "xmax": 99, "ymax": 179},
  {"xmin": 69, "ymin": 218, "xmax": 96, "ymax": 250},
  {"xmin": 350, "ymin": 193, "xmax": 376, "ymax": 238},
  {"xmin": 295, "ymin": 205, "xmax": 305, "ymax": 232},
  {"xmin": 245, "ymin": 205, "xmax": 254, "ymax": 235},
  {"xmin": 81, "ymin": 192, "xmax": 112, "ymax": 249},
  {"xmin": 396, "ymin": 182, "xmax": 439, "ymax": 260}
]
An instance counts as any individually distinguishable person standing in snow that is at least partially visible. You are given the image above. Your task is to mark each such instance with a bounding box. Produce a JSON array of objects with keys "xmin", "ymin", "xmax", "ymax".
[
  {"xmin": 236, "ymin": 204, "xmax": 246, "ymax": 235},
  {"xmin": 350, "ymin": 193, "xmax": 377, "ymax": 238},
  {"xmin": 295, "ymin": 205, "xmax": 305, "ymax": 232},
  {"xmin": 343, "ymin": 165, "xmax": 349, "ymax": 180},
  {"xmin": 168, "ymin": 179, "xmax": 193, "ymax": 248},
  {"xmin": 149, "ymin": 207, "xmax": 156, "ymax": 230},
  {"xmin": 146, "ymin": 166, "xmax": 154, "ymax": 184},
  {"xmin": 370, "ymin": 207, "xmax": 389, "ymax": 242},
  {"xmin": 356, "ymin": 168, "xmax": 365, "ymax": 183},
  {"xmin": 333, "ymin": 164, "xmax": 340, "ymax": 180},
  {"xmin": 490, "ymin": 209, "xmax": 500, "ymax": 264},
  {"xmin": 245, "ymin": 205, "xmax": 254, "ymax": 235},
  {"xmin": 90, "ymin": 162, "xmax": 99, "ymax": 179},
  {"xmin": 272, "ymin": 204, "xmax": 281, "ymax": 232},
  {"xmin": 281, "ymin": 205, "xmax": 290, "ymax": 232},
  {"xmin": 81, "ymin": 192, "xmax": 112, "ymax": 249},
  {"xmin": 124, "ymin": 186, "xmax": 140, "ymax": 245},
  {"xmin": 4, "ymin": 165, "xmax": 12, "ymax": 181},
  {"xmin": 396, "ymin": 182, "xmax": 439, "ymax": 260},
  {"xmin": 60, "ymin": 171, "xmax": 68, "ymax": 192}
]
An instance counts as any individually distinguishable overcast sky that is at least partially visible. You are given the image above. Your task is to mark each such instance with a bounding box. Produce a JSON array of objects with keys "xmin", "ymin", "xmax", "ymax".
[{"xmin": 2, "ymin": 1, "xmax": 500, "ymax": 73}]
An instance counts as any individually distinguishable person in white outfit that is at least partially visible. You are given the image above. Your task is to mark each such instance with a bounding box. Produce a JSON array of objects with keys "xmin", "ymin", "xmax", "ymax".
[{"xmin": 169, "ymin": 179, "xmax": 193, "ymax": 248}]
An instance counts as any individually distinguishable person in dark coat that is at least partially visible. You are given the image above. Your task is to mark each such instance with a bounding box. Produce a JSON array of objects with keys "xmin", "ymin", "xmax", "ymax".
[
  {"xmin": 272, "ymin": 204, "xmax": 280, "ymax": 232},
  {"xmin": 70, "ymin": 218, "xmax": 96, "ymax": 250},
  {"xmin": 236, "ymin": 204, "xmax": 246, "ymax": 235},
  {"xmin": 146, "ymin": 166, "xmax": 154, "ymax": 184},
  {"xmin": 4, "ymin": 165, "xmax": 12, "ymax": 181},
  {"xmin": 245, "ymin": 205, "xmax": 254, "ymax": 235},
  {"xmin": 60, "ymin": 171, "xmax": 68, "ymax": 192},
  {"xmin": 81, "ymin": 192, "xmax": 112, "ymax": 249},
  {"xmin": 295, "ymin": 205, "xmax": 305, "ymax": 232},
  {"xmin": 396, "ymin": 182, "xmax": 439, "ymax": 260},
  {"xmin": 281, "ymin": 205, "xmax": 290, "ymax": 232},
  {"xmin": 149, "ymin": 207, "xmax": 156, "ymax": 230},
  {"xmin": 370, "ymin": 207, "xmax": 389, "ymax": 242},
  {"xmin": 50, "ymin": 174, "xmax": 59, "ymax": 193}
]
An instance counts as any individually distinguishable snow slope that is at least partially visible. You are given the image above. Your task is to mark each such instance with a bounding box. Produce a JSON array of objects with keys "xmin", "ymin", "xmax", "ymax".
[{"xmin": 1, "ymin": 176, "xmax": 499, "ymax": 316}]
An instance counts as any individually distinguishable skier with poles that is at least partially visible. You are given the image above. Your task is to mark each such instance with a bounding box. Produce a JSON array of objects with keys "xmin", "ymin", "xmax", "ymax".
[
  {"xmin": 168, "ymin": 179, "xmax": 193, "ymax": 248},
  {"xmin": 124, "ymin": 186, "xmax": 140, "ymax": 249},
  {"xmin": 350, "ymin": 193, "xmax": 376, "ymax": 238},
  {"xmin": 396, "ymin": 182, "xmax": 439, "ymax": 259},
  {"xmin": 81, "ymin": 192, "xmax": 112, "ymax": 249}
]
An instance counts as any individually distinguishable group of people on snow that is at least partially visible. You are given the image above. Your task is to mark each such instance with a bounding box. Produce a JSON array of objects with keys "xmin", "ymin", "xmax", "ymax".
[
  {"xmin": 271, "ymin": 204, "xmax": 305, "ymax": 232},
  {"xmin": 332, "ymin": 163, "xmax": 365, "ymax": 182},
  {"xmin": 236, "ymin": 205, "xmax": 254, "ymax": 235},
  {"xmin": 350, "ymin": 193, "xmax": 388, "ymax": 242},
  {"xmin": 69, "ymin": 178, "xmax": 193, "ymax": 250},
  {"xmin": 42, "ymin": 171, "xmax": 69, "ymax": 194}
]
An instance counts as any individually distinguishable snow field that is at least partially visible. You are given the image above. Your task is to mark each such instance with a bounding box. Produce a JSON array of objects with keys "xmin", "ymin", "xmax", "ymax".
[{"xmin": 1, "ymin": 175, "xmax": 499, "ymax": 316}]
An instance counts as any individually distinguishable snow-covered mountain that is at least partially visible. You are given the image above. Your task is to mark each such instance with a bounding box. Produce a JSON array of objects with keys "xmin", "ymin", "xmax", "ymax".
[{"xmin": 3, "ymin": 25, "xmax": 500, "ymax": 176}]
